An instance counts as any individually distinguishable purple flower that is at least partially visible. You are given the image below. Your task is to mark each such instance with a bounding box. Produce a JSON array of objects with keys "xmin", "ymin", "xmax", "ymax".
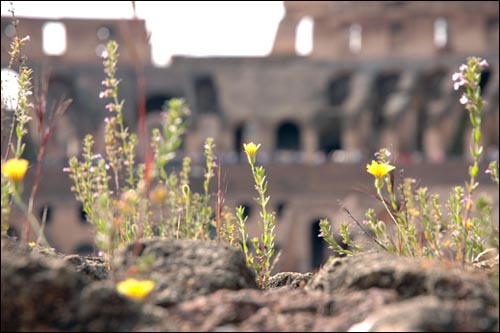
[{"xmin": 318, "ymin": 231, "xmax": 324, "ymax": 238}]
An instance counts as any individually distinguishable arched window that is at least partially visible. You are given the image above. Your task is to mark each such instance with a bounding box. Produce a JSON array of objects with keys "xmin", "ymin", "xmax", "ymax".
[
  {"xmin": 234, "ymin": 123, "xmax": 245, "ymax": 155},
  {"xmin": 311, "ymin": 219, "xmax": 325, "ymax": 269},
  {"xmin": 276, "ymin": 121, "xmax": 301, "ymax": 151},
  {"xmin": 146, "ymin": 94, "xmax": 172, "ymax": 113},
  {"xmin": 349, "ymin": 23, "xmax": 362, "ymax": 54},
  {"xmin": 372, "ymin": 72, "xmax": 400, "ymax": 128},
  {"xmin": 326, "ymin": 73, "xmax": 351, "ymax": 106},
  {"xmin": 434, "ymin": 17, "xmax": 448, "ymax": 49},
  {"xmin": 318, "ymin": 117, "xmax": 342, "ymax": 155},
  {"xmin": 194, "ymin": 75, "xmax": 219, "ymax": 114},
  {"xmin": 295, "ymin": 16, "xmax": 314, "ymax": 56},
  {"xmin": 43, "ymin": 22, "xmax": 67, "ymax": 56}
]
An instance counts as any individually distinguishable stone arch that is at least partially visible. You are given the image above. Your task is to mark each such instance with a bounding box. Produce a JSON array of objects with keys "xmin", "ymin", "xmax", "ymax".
[
  {"xmin": 146, "ymin": 93, "xmax": 175, "ymax": 113},
  {"xmin": 310, "ymin": 218, "xmax": 326, "ymax": 270},
  {"xmin": 326, "ymin": 72, "xmax": 352, "ymax": 107},
  {"xmin": 372, "ymin": 71, "xmax": 401, "ymax": 129},
  {"xmin": 193, "ymin": 74, "xmax": 220, "ymax": 115},
  {"xmin": 417, "ymin": 67, "xmax": 449, "ymax": 152},
  {"xmin": 276, "ymin": 120, "xmax": 301, "ymax": 151},
  {"xmin": 234, "ymin": 122, "xmax": 245, "ymax": 156}
]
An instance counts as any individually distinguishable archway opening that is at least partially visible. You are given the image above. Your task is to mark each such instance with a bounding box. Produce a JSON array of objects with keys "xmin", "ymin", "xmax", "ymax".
[{"xmin": 276, "ymin": 121, "xmax": 301, "ymax": 151}]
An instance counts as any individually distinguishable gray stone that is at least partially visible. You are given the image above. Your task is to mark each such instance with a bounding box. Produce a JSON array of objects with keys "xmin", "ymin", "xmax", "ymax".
[{"xmin": 112, "ymin": 238, "xmax": 258, "ymax": 306}]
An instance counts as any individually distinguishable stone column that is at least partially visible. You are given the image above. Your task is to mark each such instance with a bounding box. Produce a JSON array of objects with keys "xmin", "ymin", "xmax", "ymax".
[
  {"xmin": 302, "ymin": 121, "xmax": 319, "ymax": 164},
  {"xmin": 424, "ymin": 126, "xmax": 446, "ymax": 163}
]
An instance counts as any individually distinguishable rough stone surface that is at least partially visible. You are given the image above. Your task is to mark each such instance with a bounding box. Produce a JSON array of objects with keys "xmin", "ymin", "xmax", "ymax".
[
  {"xmin": 112, "ymin": 238, "xmax": 259, "ymax": 306},
  {"xmin": 348, "ymin": 295, "xmax": 498, "ymax": 332},
  {"xmin": 166, "ymin": 287, "xmax": 399, "ymax": 332},
  {"xmin": 2, "ymin": 238, "xmax": 498, "ymax": 332},
  {"xmin": 76, "ymin": 281, "xmax": 174, "ymax": 332},
  {"xmin": 307, "ymin": 252, "xmax": 497, "ymax": 304},
  {"xmin": 64, "ymin": 254, "xmax": 109, "ymax": 281},
  {"xmin": 266, "ymin": 271, "xmax": 315, "ymax": 289},
  {"xmin": 1, "ymin": 241, "xmax": 88, "ymax": 332}
]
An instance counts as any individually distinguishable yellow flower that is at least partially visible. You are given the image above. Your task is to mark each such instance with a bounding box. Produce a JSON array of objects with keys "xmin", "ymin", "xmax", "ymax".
[
  {"xmin": 116, "ymin": 278, "xmax": 155, "ymax": 301},
  {"xmin": 149, "ymin": 187, "xmax": 167, "ymax": 203},
  {"xmin": 243, "ymin": 142, "xmax": 261, "ymax": 165},
  {"xmin": 2, "ymin": 158, "xmax": 29, "ymax": 182},
  {"xmin": 28, "ymin": 241, "xmax": 36, "ymax": 247},
  {"xmin": 465, "ymin": 219, "xmax": 473, "ymax": 231},
  {"xmin": 366, "ymin": 160, "xmax": 395, "ymax": 179}
]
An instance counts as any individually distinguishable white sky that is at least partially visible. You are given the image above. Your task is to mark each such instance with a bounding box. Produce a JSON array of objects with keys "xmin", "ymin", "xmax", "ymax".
[{"xmin": 1, "ymin": 1, "xmax": 285, "ymax": 66}]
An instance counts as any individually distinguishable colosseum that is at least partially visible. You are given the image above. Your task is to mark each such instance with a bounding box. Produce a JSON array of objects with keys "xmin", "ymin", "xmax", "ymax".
[{"xmin": 1, "ymin": 1, "xmax": 498, "ymax": 272}]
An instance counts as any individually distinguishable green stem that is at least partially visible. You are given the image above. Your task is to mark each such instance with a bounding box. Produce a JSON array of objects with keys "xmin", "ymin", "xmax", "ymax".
[{"xmin": 12, "ymin": 189, "xmax": 49, "ymax": 247}]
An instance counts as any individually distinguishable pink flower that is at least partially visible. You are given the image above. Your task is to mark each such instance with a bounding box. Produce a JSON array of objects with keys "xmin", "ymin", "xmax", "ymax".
[
  {"xmin": 479, "ymin": 59, "xmax": 489, "ymax": 68},
  {"xmin": 459, "ymin": 64, "xmax": 467, "ymax": 71},
  {"xmin": 99, "ymin": 89, "xmax": 112, "ymax": 99},
  {"xmin": 459, "ymin": 95, "xmax": 468, "ymax": 105},
  {"xmin": 101, "ymin": 50, "xmax": 109, "ymax": 59},
  {"xmin": 452, "ymin": 72, "xmax": 467, "ymax": 91},
  {"xmin": 105, "ymin": 103, "xmax": 114, "ymax": 112}
]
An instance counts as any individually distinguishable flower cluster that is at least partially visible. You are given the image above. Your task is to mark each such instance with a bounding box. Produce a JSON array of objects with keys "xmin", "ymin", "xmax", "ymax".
[{"xmin": 452, "ymin": 58, "xmax": 488, "ymax": 105}]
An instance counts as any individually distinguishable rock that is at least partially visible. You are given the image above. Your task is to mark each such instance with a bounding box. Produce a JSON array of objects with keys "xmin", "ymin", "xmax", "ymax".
[
  {"xmin": 348, "ymin": 296, "xmax": 498, "ymax": 332},
  {"xmin": 266, "ymin": 272, "xmax": 314, "ymax": 289},
  {"xmin": 64, "ymin": 254, "xmax": 109, "ymax": 281},
  {"xmin": 2, "ymin": 238, "xmax": 497, "ymax": 332},
  {"xmin": 473, "ymin": 248, "xmax": 499, "ymax": 270},
  {"xmin": 77, "ymin": 281, "xmax": 175, "ymax": 332},
  {"xmin": 307, "ymin": 252, "xmax": 497, "ymax": 304},
  {"xmin": 166, "ymin": 287, "xmax": 399, "ymax": 332},
  {"xmin": 1, "ymin": 243, "xmax": 89, "ymax": 331},
  {"xmin": 112, "ymin": 238, "xmax": 259, "ymax": 306},
  {"xmin": 307, "ymin": 251, "xmax": 499, "ymax": 332}
]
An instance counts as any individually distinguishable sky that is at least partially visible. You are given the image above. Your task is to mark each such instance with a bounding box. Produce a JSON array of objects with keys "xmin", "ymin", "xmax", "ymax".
[{"xmin": 0, "ymin": 1, "xmax": 285, "ymax": 66}]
